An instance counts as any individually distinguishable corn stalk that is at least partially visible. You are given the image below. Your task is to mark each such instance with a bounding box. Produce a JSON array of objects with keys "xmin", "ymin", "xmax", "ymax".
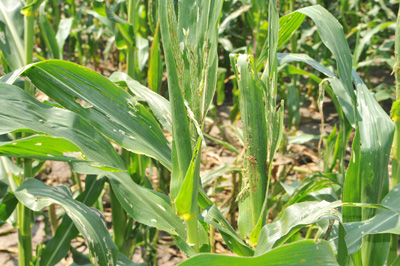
[{"xmin": 18, "ymin": 0, "xmax": 36, "ymax": 264}]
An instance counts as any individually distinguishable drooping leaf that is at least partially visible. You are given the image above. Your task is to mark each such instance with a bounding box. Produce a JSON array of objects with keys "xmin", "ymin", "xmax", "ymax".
[
  {"xmin": 277, "ymin": 53, "xmax": 355, "ymax": 126},
  {"xmin": 296, "ymin": 5, "xmax": 354, "ymax": 102},
  {"xmin": 15, "ymin": 179, "xmax": 118, "ymax": 266},
  {"xmin": 39, "ymin": 175, "xmax": 106, "ymax": 266},
  {"xmin": 286, "ymin": 173, "xmax": 339, "ymax": 206},
  {"xmin": 344, "ymin": 210, "xmax": 398, "ymax": 255}
]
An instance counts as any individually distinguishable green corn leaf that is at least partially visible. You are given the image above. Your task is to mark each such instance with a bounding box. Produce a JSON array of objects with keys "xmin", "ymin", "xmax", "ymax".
[
  {"xmin": 286, "ymin": 173, "xmax": 338, "ymax": 206},
  {"xmin": 109, "ymin": 71, "xmax": 172, "ymax": 133},
  {"xmin": 258, "ymin": 11, "xmax": 306, "ymax": 65},
  {"xmin": 159, "ymin": 0, "xmax": 223, "ymax": 204},
  {"xmin": 255, "ymin": 201, "xmax": 341, "ymax": 255},
  {"xmin": 55, "ymin": 17, "xmax": 73, "ymax": 58},
  {"xmin": 353, "ymin": 22, "xmax": 393, "ymax": 68},
  {"xmin": 278, "ymin": 53, "xmax": 335, "ymax": 77},
  {"xmin": 344, "ymin": 210, "xmax": 397, "ymax": 255},
  {"xmin": 148, "ymin": 22, "xmax": 163, "ymax": 93},
  {"xmin": 277, "ymin": 53, "xmax": 355, "ymax": 126},
  {"xmin": 0, "ymin": 135, "xmax": 90, "ymax": 162},
  {"xmin": 288, "ymin": 132, "xmax": 321, "ymax": 145},
  {"xmin": 324, "ymin": 126, "xmax": 340, "ymax": 173},
  {"xmin": 201, "ymin": 164, "xmax": 241, "ymax": 187},
  {"xmin": 296, "ymin": 5, "xmax": 354, "ymax": 103},
  {"xmin": 286, "ymin": 65, "xmax": 323, "ymax": 83},
  {"xmin": 343, "ymin": 72, "xmax": 395, "ymax": 265},
  {"xmin": 200, "ymin": 204, "xmax": 254, "ymax": 257},
  {"xmin": 0, "ymin": 0, "xmax": 25, "ymax": 70},
  {"xmin": 343, "ymin": 71, "xmax": 395, "ymax": 222},
  {"xmin": 179, "ymin": 240, "xmax": 338, "ymax": 266},
  {"xmin": 107, "ymin": 171, "xmax": 187, "ymax": 238},
  {"xmin": 38, "ymin": 2, "xmax": 60, "ymax": 59},
  {"xmin": 72, "ymin": 252, "xmax": 147, "ymax": 266},
  {"xmin": 216, "ymin": 68, "xmax": 227, "ymax": 106},
  {"xmin": 268, "ymin": 101, "xmax": 284, "ymax": 175},
  {"xmin": 92, "ymin": 0, "xmax": 134, "ymax": 48},
  {"xmin": 197, "ymin": 221, "xmax": 211, "ymax": 253},
  {"xmin": 0, "ymin": 157, "xmax": 21, "ymax": 191},
  {"xmin": 136, "ymin": 32, "xmax": 149, "ymax": 72},
  {"xmin": 15, "ymin": 179, "xmax": 118, "ymax": 266},
  {"xmin": 274, "ymin": 6, "xmax": 395, "ymax": 263},
  {"xmin": 0, "ymin": 81, "xmax": 186, "ymax": 240},
  {"xmin": 175, "ymin": 137, "xmax": 201, "ymax": 218},
  {"xmin": 20, "ymin": 60, "xmax": 172, "ymax": 170},
  {"xmin": 218, "ymin": 5, "xmax": 252, "ymax": 35},
  {"xmin": 196, "ymin": 188, "xmax": 253, "ymax": 256},
  {"xmin": 340, "ymin": 184, "xmax": 400, "ymax": 255},
  {"xmin": 39, "ymin": 176, "xmax": 106, "ymax": 266},
  {"xmin": 203, "ymin": 133, "xmax": 239, "ymax": 155},
  {"xmin": 84, "ymin": 9, "xmax": 114, "ymax": 34},
  {"xmin": 261, "ymin": 0, "xmax": 279, "ymax": 89},
  {"xmin": 0, "ymin": 191, "xmax": 17, "ymax": 225},
  {"xmin": 252, "ymin": 183, "xmax": 400, "ymax": 258},
  {"xmin": 147, "ymin": 0, "xmax": 157, "ymax": 34},
  {"xmin": 0, "ymin": 83, "xmax": 125, "ymax": 172},
  {"xmin": 159, "ymin": 0, "xmax": 193, "ymax": 200},
  {"xmin": 277, "ymin": 12, "xmax": 306, "ymax": 49}
]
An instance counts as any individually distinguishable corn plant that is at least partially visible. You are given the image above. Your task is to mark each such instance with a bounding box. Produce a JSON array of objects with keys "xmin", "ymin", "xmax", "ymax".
[{"xmin": 1, "ymin": 0, "xmax": 400, "ymax": 265}]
